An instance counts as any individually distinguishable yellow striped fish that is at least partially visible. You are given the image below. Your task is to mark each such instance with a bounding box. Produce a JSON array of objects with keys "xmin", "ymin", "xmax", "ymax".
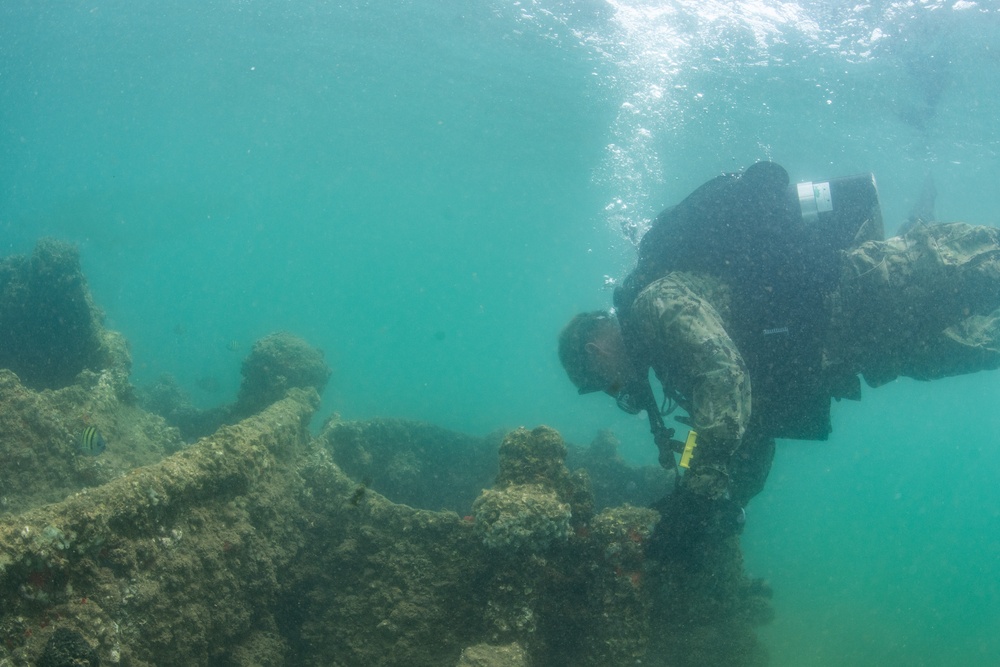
[{"xmin": 78, "ymin": 426, "xmax": 107, "ymax": 456}]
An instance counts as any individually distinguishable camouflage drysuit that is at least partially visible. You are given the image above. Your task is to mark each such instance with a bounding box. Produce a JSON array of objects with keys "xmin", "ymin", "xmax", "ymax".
[{"xmin": 629, "ymin": 221, "xmax": 1000, "ymax": 504}]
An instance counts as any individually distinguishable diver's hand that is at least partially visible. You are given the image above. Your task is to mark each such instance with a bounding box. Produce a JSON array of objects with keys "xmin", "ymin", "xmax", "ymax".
[
  {"xmin": 658, "ymin": 488, "xmax": 745, "ymax": 550},
  {"xmin": 715, "ymin": 496, "xmax": 746, "ymax": 536},
  {"xmin": 653, "ymin": 428, "xmax": 681, "ymax": 469}
]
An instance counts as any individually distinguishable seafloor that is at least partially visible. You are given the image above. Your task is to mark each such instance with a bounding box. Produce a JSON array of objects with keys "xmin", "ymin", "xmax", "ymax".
[{"xmin": 0, "ymin": 239, "xmax": 771, "ymax": 666}]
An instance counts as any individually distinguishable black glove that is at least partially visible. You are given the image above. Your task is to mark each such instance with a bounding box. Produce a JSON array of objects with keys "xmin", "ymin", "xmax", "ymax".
[
  {"xmin": 650, "ymin": 487, "xmax": 745, "ymax": 563},
  {"xmin": 653, "ymin": 429, "xmax": 682, "ymax": 470},
  {"xmin": 678, "ymin": 488, "xmax": 744, "ymax": 536}
]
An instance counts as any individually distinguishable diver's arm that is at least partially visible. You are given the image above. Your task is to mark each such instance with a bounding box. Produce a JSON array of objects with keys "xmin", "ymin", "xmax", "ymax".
[{"xmin": 632, "ymin": 275, "xmax": 751, "ymax": 496}]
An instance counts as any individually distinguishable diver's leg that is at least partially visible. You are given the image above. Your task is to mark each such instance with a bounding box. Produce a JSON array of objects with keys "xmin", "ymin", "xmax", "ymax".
[
  {"xmin": 838, "ymin": 222, "xmax": 1000, "ymax": 384},
  {"xmin": 896, "ymin": 222, "xmax": 1000, "ymax": 317},
  {"xmin": 899, "ymin": 308, "xmax": 1000, "ymax": 381}
]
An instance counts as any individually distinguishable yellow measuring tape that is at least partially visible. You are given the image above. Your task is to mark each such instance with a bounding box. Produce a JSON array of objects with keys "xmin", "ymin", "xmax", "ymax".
[{"xmin": 679, "ymin": 430, "xmax": 698, "ymax": 469}]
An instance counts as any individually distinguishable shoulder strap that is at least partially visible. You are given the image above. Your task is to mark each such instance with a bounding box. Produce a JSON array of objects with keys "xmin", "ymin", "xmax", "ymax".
[{"xmin": 614, "ymin": 162, "xmax": 794, "ymax": 319}]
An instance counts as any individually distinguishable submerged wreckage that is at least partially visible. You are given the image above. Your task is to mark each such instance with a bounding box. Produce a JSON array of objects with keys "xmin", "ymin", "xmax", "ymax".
[{"xmin": 0, "ymin": 240, "xmax": 769, "ymax": 666}]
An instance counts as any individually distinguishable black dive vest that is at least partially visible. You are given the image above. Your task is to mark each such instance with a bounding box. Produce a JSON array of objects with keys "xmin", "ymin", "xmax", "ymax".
[{"xmin": 614, "ymin": 162, "xmax": 882, "ymax": 442}]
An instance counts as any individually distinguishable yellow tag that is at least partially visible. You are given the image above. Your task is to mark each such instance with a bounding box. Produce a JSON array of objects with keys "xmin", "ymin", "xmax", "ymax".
[{"xmin": 679, "ymin": 430, "xmax": 698, "ymax": 469}]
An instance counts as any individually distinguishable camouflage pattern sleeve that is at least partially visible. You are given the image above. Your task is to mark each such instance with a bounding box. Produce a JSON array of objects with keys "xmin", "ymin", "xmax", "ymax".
[{"xmin": 631, "ymin": 273, "xmax": 751, "ymax": 472}]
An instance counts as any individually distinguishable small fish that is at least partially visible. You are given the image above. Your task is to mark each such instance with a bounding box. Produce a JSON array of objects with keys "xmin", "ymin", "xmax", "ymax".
[
  {"xmin": 225, "ymin": 340, "xmax": 241, "ymax": 352},
  {"xmin": 78, "ymin": 426, "xmax": 107, "ymax": 456}
]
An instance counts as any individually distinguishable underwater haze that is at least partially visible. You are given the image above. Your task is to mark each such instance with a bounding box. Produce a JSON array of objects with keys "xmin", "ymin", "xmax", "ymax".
[{"xmin": 2, "ymin": 0, "xmax": 1000, "ymax": 665}]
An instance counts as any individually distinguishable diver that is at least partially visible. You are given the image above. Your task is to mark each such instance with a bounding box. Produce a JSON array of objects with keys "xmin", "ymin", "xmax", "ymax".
[{"xmin": 559, "ymin": 161, "xmax": 1000, "ymax": 550}]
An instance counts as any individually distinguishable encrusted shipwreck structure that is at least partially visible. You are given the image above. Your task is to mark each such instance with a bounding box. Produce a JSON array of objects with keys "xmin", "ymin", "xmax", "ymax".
[{"xmin": 0, "ymin": 240, "xmax": 768, "ymax": 666}]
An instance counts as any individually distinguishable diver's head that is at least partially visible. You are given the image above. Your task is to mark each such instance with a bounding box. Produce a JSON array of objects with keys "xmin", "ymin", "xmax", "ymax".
[{"xmin": 558, "ymin": 311, "xmax": 630, "ymax": 397}]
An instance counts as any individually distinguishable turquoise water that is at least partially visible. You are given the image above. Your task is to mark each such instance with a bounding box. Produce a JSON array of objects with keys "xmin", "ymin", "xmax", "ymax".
[{"xmin": 2, "ymin": 1, "xmax": 999, "ymax": 664}]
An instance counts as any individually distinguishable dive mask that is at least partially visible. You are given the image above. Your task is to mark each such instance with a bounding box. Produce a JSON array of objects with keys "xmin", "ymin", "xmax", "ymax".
[{"xmin": 614, "ymin": 386, "xmax": 644, "ymax": 415}]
